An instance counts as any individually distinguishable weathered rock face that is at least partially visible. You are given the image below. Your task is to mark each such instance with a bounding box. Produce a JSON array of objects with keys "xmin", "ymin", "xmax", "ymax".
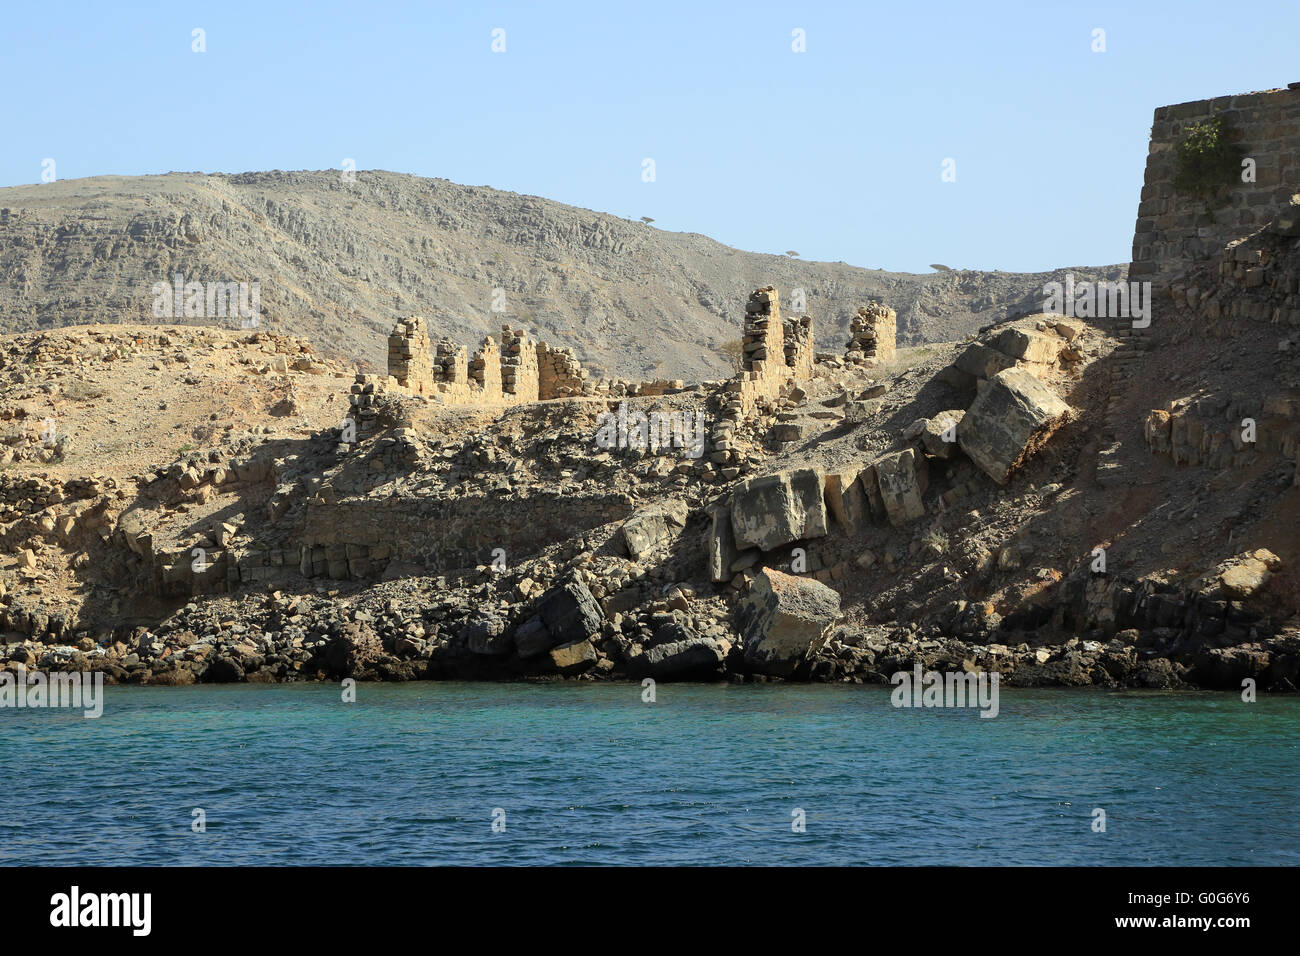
[
  {"xmin": 730, "ymin": 467, "xmax": 827, "ymax": 551},
  {"xmin": 958, "ymin": 367, "xmax": 1073, "ymax": 484},
  {"xmin": 1217, "ymin": 549, "xmax": 1281, "ymax": 599},
  {"xmin": 943, "ymin": 317, "xmax": 1069, "ymax": 390},
  {"xmin": 823, "ymin": 466, "xmax": 869, "ymax": 530},
  {"xmin": 858, "ymin": 463, "xmax": 887, "ymax": 523},
  {"xmin": 953, "ymin": 343, "xmax": 1017, "ymax": 383},
  {"xmin": 619, "ymin": 500, "xmax": 688, "ymax": 561},
  {"xmin": 464, "ymin": 616, "xmax": 512, "ymax": 655},
  {"xmin": 870, "ymin": 448, "xmax": 928, "ymax": 526},
  {"xmin": 1189, "ymin": 645, "xmax": 1273, "ymax": 689},
  {"xmin": 736, "ymin": 569, "xmax": 841, "ymax": 676},
  {"xmin": 513, "ymin": 615, "xmax": 553, "ymax": 659},
  {"xmin": 992, "ymin": 327, "xmax": 1061, "ymax": 364},
  {"xmin": 206, "ymin": 656, "xmax": 245, "ymax": 683}
]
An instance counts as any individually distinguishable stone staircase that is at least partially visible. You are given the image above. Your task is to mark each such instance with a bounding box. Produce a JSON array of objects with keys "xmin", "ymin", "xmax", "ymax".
[
  {"xmin": 1095, "ymin": 316, "xmax": 1153, "ymax": 486},
  {"xmin": 1107, "ymin": 317, "xmax": 1152, "ymax": 378}
]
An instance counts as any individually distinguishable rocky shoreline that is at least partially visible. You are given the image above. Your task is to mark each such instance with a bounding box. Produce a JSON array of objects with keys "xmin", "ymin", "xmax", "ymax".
[{"xmin": 4, "ymin": 565, "xmax": 1295, "ymax": 692}]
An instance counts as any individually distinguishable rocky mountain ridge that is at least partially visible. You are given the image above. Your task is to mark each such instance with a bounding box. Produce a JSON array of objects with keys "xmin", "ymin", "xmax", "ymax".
[{"xmin": 0, "ymin": 170, "xmax": 1123, "ymax": 379}]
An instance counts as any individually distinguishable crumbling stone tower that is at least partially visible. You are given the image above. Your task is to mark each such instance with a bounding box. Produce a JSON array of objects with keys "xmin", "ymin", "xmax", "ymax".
[
  {"xmin": 434, "ymin": 339, "xmax": 469, "ymax": 386},
  {"xmin": 783, "ymin": 314, "xmax": 815, "ymax": 379},
  {"xmin": 538, "ymin": 342, "xmax": 590, "ymax": 398},
  {"xmin": 500, "ymin": 325, "xmax": 539, "ymax": 402},
  {"xmin": 742, "ymin": 287, "xmax": 785, "ymax": 375},
  {"xmin": 469, "ymin": 336, "xmax": 503, "ymax": 400},
  {"xmin": 847, "ymin": 302, "xmax": 897, "ymax": 364},
  {"xmin": 387, "ymin": 317, "xmax": 435, "ymax": 393}
]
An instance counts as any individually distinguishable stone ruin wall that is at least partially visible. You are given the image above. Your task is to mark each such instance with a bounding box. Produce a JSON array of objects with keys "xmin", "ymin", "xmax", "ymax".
[
  {"xmin": 387, "ymin": 318, "xmax": 436, "ymax": 393},
  {"xmin": 118, "ymin": 287, "xmax": 888, "ymax": 599},
  {"xmin": 469, "ymin": 337, "xmax": 503, "ymax": 400},
  {"xmin": 434, "ymin": 340, "xmax": 469, "ymax": 389},
  {"xmin": 705, "ymin": 287, "xmax": 826, "ymax": 475},
  {"xmin": 1131, "ymin": 84, "xmax": 1300, "ymax": 284},
  {"xmin": 846, "ymin": 302, "xmax": 897, "ymax": 365},
  {"xmin": 783, "ymin": 314, "xmax": 815, "ymax": 379},
  {"xmin": 1129, "ymin": 83, "xmax": 1300, "ymax": 485},
  {"xmin": 500, "ymin": 326, "xmax": 539, "ymax": 402},
  {"xmin": 378, "ymin": 287, "xmax": 836, "ymax": 473},
  {"xmin": 384, "ymin": 319, "xmax": 697, "ymax": 407},
  {"xmin": 537, "ymin": 342, "xmax": 589, "ymax": 399},
  {"xmin": 742, "ymin": 286, "xmax": 784, "ymax": 375},
  {"xmin": 731, "ymin": 287, "xmax": 797, "ymax": 415}
]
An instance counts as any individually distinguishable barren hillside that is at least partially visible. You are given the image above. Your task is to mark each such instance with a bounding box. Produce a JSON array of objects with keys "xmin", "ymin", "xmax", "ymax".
[{"xmin": 0, "ymin": 171, "xmax": 1122, "ymax": 380}]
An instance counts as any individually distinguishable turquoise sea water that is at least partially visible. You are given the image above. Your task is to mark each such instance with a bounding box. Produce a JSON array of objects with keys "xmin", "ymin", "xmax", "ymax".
[{"xmin": 1, "ymin": 683, "xmax": 1297, "ymax": 866}]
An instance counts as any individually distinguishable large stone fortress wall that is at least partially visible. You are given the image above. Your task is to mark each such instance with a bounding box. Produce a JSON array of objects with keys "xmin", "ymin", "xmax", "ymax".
[{"xmin": 1131, "ymin": 84, "xmax": 1300, "ymax": 282}]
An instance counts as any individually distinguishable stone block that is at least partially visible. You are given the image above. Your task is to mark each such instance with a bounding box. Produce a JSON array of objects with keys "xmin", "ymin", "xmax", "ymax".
[
  {"xmin": 957, "ymin": 367, "xmax": 1073, "ymax": 484},
  {"xmin": 871, "ymin": 447, "xmax": 927, "ymax": 525},
  {"xmin": 729, "ymin": 467, "xmax": 828, "ymax": 552},
  {"xmin": 736, "ymin": 569, "xmax": 841, "ymax": 677}
]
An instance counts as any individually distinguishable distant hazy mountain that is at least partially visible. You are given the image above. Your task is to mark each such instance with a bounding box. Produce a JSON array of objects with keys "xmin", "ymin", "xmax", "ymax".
[{"xmin": 0, "ymin": 171, "xmax": 1123, "ymax": 379}]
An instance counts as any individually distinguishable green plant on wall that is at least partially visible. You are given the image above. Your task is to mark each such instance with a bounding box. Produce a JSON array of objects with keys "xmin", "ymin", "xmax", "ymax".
[{"xmin": 1173, "ymin": 114, "xmax": 1243, "ymax": 207}]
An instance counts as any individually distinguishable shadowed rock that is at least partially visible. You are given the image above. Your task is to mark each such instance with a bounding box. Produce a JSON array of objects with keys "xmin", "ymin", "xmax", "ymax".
[
  {"xmin": 871, "ymin": 448, "xmax": 928, "ymax": 525},
  {"xmin": 707, "ymin": 504, "xmax": 739, "ymax": 583},
  {"xmin": 921, "ymin": 410, "xmax": 965, "ymax": 459},
  {"xmin": 536, "ymin": 575, "xmax": 604, "ymax": 647},
  {"xmin": 823, "ymin": 465, "xmax": 869, "ymax": 530},
  {"xmin": 630, "ymin": 623, "xmax": 730, "ymax": 680}
]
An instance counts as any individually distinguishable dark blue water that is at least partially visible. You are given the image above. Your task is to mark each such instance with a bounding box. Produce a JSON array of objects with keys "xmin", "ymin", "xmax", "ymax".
[{"xmin": 2, "ymin": 683, "xmax": 1296, "ymax": 865}]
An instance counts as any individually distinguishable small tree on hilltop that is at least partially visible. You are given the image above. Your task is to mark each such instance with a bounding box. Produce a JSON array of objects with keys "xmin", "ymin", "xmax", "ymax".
[{"xmin": 720, "ymin": 337, "xmax": 745, "ymax": 371}]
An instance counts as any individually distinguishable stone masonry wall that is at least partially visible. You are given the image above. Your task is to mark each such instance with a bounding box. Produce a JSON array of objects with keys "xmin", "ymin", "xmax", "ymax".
[
  {"xmin": 386, "ymin": 290, "xmax": 814, "ymax": 414},
  {"xmin": 1165, "ymin": 205, "xmax": 1300, "ymax": 330},
  {"xmin": 726, "ymin": 286, "xmax": 820, "ymax": 418},
  {"xmin": 783, "ymin": 314, "xmax": 815, "ymax": 380},
  {"xmin": 1147, "ymin": 207, "xmax": 1300, "ymax": 483},
  {"xmin": 1131, "ymin": 84, "xmax": 1300, "ymax": 282},
  {"xmin": 846, "ymin": 302, "xmax": 897, "ymax": 365},
  {"xmin": 469, "ymin": 337, "xmax": 503, "ymax": 401},
  {"xmin": 742, "ymin": 287, "xmax": 784, "ymax": 376},
  {"xmin": 387, "ymin": 317, "xmax": 435, "ymax": 393},
  {"xmin": 500, "ymin": 325, "xmax": 539, "ymax": 402},
  {"xmin": 434, "ymin": 339, "xmax": 469, "ymax": 387},
  {"xmin": 706, "ymin": 287, "xmax": 821, "ymax": 471},
  {"xmin": 537, "ymin": 342, "xmax": 590, "ymax": 399}
]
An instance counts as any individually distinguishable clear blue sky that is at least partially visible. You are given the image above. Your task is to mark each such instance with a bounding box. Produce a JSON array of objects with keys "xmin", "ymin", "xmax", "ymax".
[{"xmin": 6, "ymin": 0, "xmax": 1297, "ymax": 272}]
